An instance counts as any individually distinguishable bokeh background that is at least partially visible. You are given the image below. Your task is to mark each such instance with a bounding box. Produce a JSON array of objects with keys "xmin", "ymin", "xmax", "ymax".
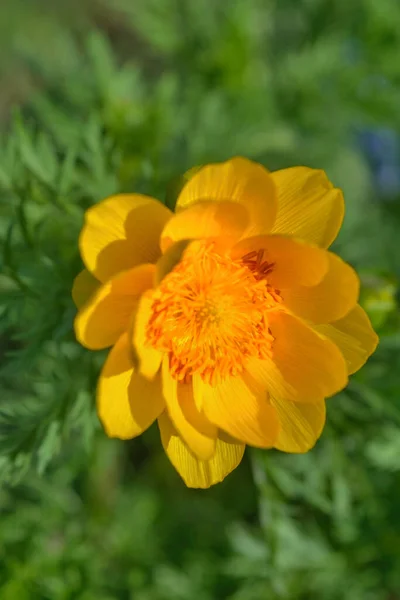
[{"xmin": 1, "ymin": 1, "xmax": 400, "ymax": 598}]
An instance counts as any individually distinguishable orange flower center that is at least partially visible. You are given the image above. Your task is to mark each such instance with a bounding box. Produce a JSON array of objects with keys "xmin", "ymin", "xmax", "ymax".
[{"xmin": 146, "ymin": 241, "xmax": 282, "ymax": 385}]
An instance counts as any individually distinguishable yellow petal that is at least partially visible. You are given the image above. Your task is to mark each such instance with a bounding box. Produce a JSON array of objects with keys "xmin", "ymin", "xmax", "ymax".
[
  {"xmin": 282, "ymin": 252, "xmax": 359, "ymax": 324},
  {"xmin": 161, "ymin": 357, "xmax": 217, "ymax": 460},
  {"xmin": 270, "ymin": 396, "xmax": 326, "ymax": 453},
  {"xmin": 164, "ymin": 166, "xmax": 204, "ymax": 211},
  {"xmin": 79, "ymin": 194, "xmax": 172, "ymax": 282},
  {"xmin": 74, "ymin": 264, "xmax": 155, "ymax": 350},
  {"xmin": 314, "ymin": 304, "xmax": 379, "ymax": 375},
  {"xmin": 198, "ymin": 373, "xmax": 279, "ymax": 448},
  {"xmin": 131, "ymin": 292, "xmax": 163, "ymax": 379},
  {"xmin": 246, "ymin": 311, "xmax": 348, "ymax": 403},
  {"xmin": 154, "ymin": 239, "xmax": 192, "ymax": 285},
  {"xmin": 230, "ymin": 234, "xmax": 329, "ymax": 288},
  {"xmin": 160, "ymin": 200, "xmax": 249, "ymax": 253},
  {"xmin": 97, "ymin": 332, "xmax": 165, "ymax": 439},
  {"xmin": 158, "ymin": 412, "xmax": 245, "ymax": 488},
  {"xmin": 270, "ymin": 167, "xmax": 344, "ymax": 248},
  {"xmin": 175, "ymin": 157, "xmax": 277, "ymax": 238},
  {"xmin": 71, "ymin": 269, "xmax": 100, "ymax": 309}
]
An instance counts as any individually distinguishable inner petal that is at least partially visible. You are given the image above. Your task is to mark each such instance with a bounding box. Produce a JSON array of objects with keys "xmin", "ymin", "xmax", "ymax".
[{"xmin": 230, "ymin": 235, "xmax": 329, "ymax": 289}]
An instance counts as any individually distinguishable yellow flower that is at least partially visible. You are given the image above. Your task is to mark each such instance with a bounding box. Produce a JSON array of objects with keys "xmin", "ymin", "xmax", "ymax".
[{"xmin": 73, "ymin": 158, "xmax": 378, "ymax": 488}]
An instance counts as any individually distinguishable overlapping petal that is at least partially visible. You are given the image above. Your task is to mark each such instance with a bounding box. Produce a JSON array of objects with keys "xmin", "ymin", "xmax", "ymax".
[
  {"xmin": 131, "ymin": 292, "xmax": 163, "ymax": 379},
  {"xmin": 158, "ymin": 412, "xmax": 245, "ymax": 488},
  {"xmin": 281, "ymin": 253, "xmax": 359, "ymax": 324},
  {"xmin": 162, "ymin": 357, "xmax": 217, "ymax": 460},
  {"xmin": 270, "ymin": 396, "xmax": 326, "ymax": 453},
  {"xmin": 314, "ymin": 304, "xmax": 378, "ymax": 374},
  {"xmin": 160, "ymin": 200, "xmax": 249, "ymax": 253},
  {"xmin": 74, "ymin": 264, "xmax": 155, "ymax": 350},
  {"xmin": 246, "ymin": 311, "xmax": 348, "ymax": 403},
  {"xmin": 270, "ymin": 167, "xmax": 344, "ymax": 248},
  {"xmin": 80, "ymin": 194, "xmax": 171, "ymax": 282},
  {"xmin": 197, "ymin": 374, "xmax": 279, "ymax": 448},
  {"xmin": 230, "ymin": 235, "xmax": 329, "ymax": 288},
  {"xmin": 154, "ymin": 239, "xmax": 192, "ymax": 285},
  {"xmin": 97, "ymin": 333, "xmax": 164, "ymax": 439},
  {"xmin": 175, "ymin": 157, "xmax": 277, "ymax": 238},
  {"xmin": 72, "ymin": 269, "xmax": 100, "ymax": 309}
]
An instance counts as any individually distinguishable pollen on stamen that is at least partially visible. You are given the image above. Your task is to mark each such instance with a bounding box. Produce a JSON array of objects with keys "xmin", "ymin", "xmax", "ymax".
[
  {"xmin": 241, "ymin": 248, "xmax": 275, "ymax": 280},
  {"xmin": 145, "ymin": 241, "xmax": 279, "ymax": 385}
]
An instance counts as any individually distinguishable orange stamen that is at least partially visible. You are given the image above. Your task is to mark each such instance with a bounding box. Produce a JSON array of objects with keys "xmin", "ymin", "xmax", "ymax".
[{"xmin": 146, "ymin": 241, "xmax": 282, "ymax": 385}]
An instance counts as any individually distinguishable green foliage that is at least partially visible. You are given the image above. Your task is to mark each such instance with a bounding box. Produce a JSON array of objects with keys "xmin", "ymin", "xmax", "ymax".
[{"xmin": 1, "ymin": 0, "xmax": 400, "ymax": 598}]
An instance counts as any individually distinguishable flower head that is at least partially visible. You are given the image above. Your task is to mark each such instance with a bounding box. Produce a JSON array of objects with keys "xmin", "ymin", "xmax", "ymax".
[{"xmin": 73, "ymin": 158, "xmax": 378, "ymax": 488}]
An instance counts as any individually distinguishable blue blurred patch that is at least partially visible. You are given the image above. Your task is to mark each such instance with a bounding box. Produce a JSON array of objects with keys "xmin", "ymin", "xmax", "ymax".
[{"xmin": 359, "ymin": 128, "xmax": 400, "ymax": 199}]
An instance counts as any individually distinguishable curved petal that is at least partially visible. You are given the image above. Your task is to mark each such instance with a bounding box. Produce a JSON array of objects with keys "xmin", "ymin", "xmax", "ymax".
[
  {"xmin": 72, "ymin": 269, "xmax": 100, "ymax": 309},
  {"xmin": 97, "ymin": 332, "xmax": 165, "ymax": 439},
  {"xmin": 160, "ymin": 200, "xmax": 249, "ymax": 253},
  {"xmin": 281, "ymin": 253, "xmax": 359, "ymax": 324},
  {"xmin": 270, "ymin": 167, "xmax": 344, "ymax": 248},
  {"xmin": 230, "ymin": 235, "xmax": 329, "ymax": 288},
  {"xmin": 155, "ymin": 239, "xmax": 192, "ymax": 285},
  {"xmin": 80, "ymin": 194, "xmax": 172, "ymax": 282},
  {"xmin": 246, "ymin": 311, "xmax": 348, "ymax": 403},
  {"xmin": 161, "ymin": 357, "xmax": 217, "ymax": 460},
  {"xmin": 131, "ymin": 292, "xmax": 163, "ymax": 379},
  {"xmin": 158, "ymin": 412, "xmax": 245, "ymax": 488},
  {"xmin": 270, "ymin": 396, "xmax": 326, "ymax": 453},
  {"xmin": 74, "ymin": 264, "xmax": 155, "ymax": 350},
  {"xmin": 198, "ymin": 373, "xmax": 279, "ymax": 448},
  {"xmin": 175, "ymin": 157, "xmax": 277, "ymax": 238},
  {"xmin": 165, "ymin": 166, "xmax": 204, "ymax": 210},
  {"xmin": 314, "ymin": 304, "xmax": 379, "ymax": 375}
]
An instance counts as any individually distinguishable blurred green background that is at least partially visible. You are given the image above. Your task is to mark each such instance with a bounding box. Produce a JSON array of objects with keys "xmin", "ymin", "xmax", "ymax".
[{"xmin": 1, "ymin": 1, "xmax": 400, "ymax": 598}]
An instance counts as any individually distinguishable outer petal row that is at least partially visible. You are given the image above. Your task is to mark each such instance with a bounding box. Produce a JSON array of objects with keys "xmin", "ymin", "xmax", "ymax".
[
  {"xmin": 270, "ymin": 167, "xmax": 344, "ymax": 248},
  {"xmin": 195, "ymin": 373, "xmax": 279, "ymax": 448},
  {"xmin": 175, "ymin": 161, "xmax": 344, "ymax": 249},
  {"xmin": 97, "ymin": 333, "xmax": 326, "ymax": 483},
  {"xmin": 79, "ymin": 194, "xmax": 171, "ymax": 282},
  {"xmin": 74, "ymin": 264, "xmax": 155, "ymax": 350},
  {"xmin": 72, "ymin": 269, "xmax": 100, "ymax": 309},
  {"xmin": 246, "ymin": 311, "xmax": 348, "ymax": 403},
  {"xmin": 98, "ymin": 335, "xmax": 244, "ymax": 488},
  {"xmin": 175, "ymin": 157, "xmax": 277, "ymax": 239},
  {"xmin": 314, "ymin": 304, "xmax": 378, "ymax": 375},
  {"xmin": 158, "ymin": 412, "xmax": 245, "ymax": 489},
  {"xmin": 77, "ymin": 162, "xmax": 344, "ymax": 299},
  {"xmin": 281, "ymin": 252, "xmax": 360, "ymax": 324},
  {"xmin": 271, "ymin": 397, "xmax": 326, "ymax": 453},
  {"xmin": 162, "ymin": 357, "xmax": 217, "ymax": 460},
  {"xmin": 97, "ymin": 333, "xmax": 165, "ymax": 439},
  {"xmin": 97, "ymin": 304, "xmax": 376, "ymax": 484}
]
